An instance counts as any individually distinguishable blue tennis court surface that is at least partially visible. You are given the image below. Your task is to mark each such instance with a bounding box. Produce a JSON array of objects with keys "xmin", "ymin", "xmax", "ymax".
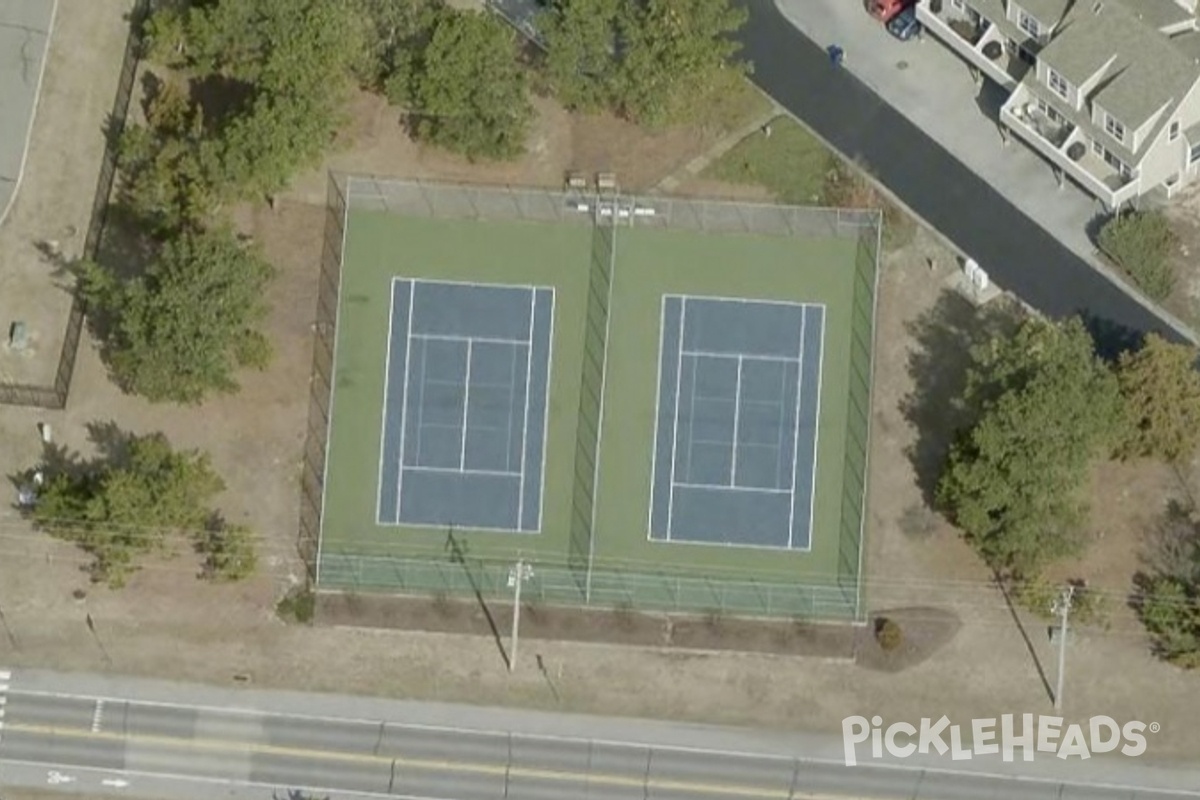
[
  {"xmin": 650, "ymin": 295, "xmax": 825, "ymax": 549},
  {"xmin": 377, "ymin": 279, "xmax": 554, "ymax": 531}
]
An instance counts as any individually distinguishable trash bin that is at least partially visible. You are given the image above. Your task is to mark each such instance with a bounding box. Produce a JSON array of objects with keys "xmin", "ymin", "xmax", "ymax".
[{"xmin": 827, "ymin": 45, "xmax": 845, "ymax": 66}]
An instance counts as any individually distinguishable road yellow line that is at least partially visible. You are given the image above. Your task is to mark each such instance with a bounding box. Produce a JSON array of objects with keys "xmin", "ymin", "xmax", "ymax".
[{"xmin": 4, "ymin": 722, "xmax": 805, "ymax": 798}]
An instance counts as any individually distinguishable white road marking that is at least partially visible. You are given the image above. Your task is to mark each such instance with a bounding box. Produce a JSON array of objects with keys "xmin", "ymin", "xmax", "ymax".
[{"xmin": 91, "ymin": 698, "xmax": 105, "ymax": 733}]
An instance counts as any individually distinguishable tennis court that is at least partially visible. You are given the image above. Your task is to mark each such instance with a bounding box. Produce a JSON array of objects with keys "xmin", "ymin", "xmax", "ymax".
[
  {"xmin": 650, "ymin": 295, "xmax": 824, "ymax": 549},
  {"xmin": 309, "ymin": 177, "xmax": 881, "ymax": 621},
  {"xmin": 377, "ymin": 279, "xmax": 554, "ymax": 532}
]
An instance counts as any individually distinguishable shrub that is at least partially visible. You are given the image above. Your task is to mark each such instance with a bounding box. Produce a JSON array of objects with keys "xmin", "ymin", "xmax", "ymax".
[
  {"xmin": 1014, "ymin": 576, "xmax": 1109, "ymax": 628},
  {"xmin": 875, "ymin": 618, "xmax": 903, "ymax": 651},
  {"xmin": 822, "ymin": 162, "xmax": 915, "ymax": 250},
  {"xmin": 277, "ymin": 587, "xmax": 316, "ymax": 624},
  {"xmin": 1098, "ymin": 210, "xmax": 1178, "ymax": 301}
]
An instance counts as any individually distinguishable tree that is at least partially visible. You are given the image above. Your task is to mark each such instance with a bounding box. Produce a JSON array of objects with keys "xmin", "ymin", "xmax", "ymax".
[
  {"xmin": 151, "ymin": 0, "xmax": 364, "ymax": 96},
  {"xmin": 539, "ymin": 0, "xmax": 748, "ymax": 127},
  {"xmin": 1138, "ymin": 503, "xmax": 1200, "ymax": 667},
  {"xmin": 539, "ymin": 0, "xmax": 623, "ymax": 112},
  {"xmin": 33, "ymin": 433, "xmax": 225, "ymax": 586},
  {"xmin": 215, "ymin": 90, "xmax": 344, "ymax": 203},
  {"xmin": 140, "ymin": 0, "xmax": 362, "ymax": 203},
  {"xmin": 1116, "ymin": 334, "xmax": 1200, "ymax": 463},
  {"xmin": 408, "ymin": 10, "xmax": 533, "ymax": 160},
  {"xmin": 937, "ymin": 318, "xmax": 1123, "ymax": 577},
  {"xmin": 350, "ymin": 0, "xmax": 443, "ymax": 90},
  {"xmin": 78, "ymin": 225, "xmax": 274, "ymax": 404},
  {"xmin": 614, "ymin": 0, "xmax": 749, "ymax": 128},
  {"xmin": 1098, "ymin": 210, "xmax": 1178, "ymax": 301},
  {"xmin": 118, "ymin": 79, "xmax": 223, "ymax": 233}
]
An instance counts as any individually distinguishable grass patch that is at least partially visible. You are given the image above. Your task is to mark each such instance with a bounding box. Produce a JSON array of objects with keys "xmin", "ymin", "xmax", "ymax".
[
  {"xmin": 694, "ymin": 74, "xmax": 775, "ymax": 135},
  {"xmin": 704, "ymin": 115, "xmax": 833, "ymax": 205},
  {"xmin": 705, "ymin": 116, "xmax": 916, "ymax": 250}
]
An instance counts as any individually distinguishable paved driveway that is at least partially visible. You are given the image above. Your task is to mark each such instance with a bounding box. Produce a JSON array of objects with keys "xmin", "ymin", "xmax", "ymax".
[
  {"xmin": 0, "ymin": 0, "xmax": 55, "ymax": 227},
  {"xmin": 738, "ymin": 0, "xmax": 1191, "ymax": 352}
]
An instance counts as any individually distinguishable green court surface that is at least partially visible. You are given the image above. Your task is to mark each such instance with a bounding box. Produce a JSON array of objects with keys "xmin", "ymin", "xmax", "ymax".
[{"xmin": 315, "ymin": 184, "xmax": 878, "ymax": 621}]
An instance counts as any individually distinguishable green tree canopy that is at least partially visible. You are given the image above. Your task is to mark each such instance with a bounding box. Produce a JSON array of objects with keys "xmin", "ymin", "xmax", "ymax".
[
  {"xmin": 33, "ymin": 433, "xmax": 226, "ymax": 586},
  {"xmin": 539, "ymin": 0, "xmax": 748, "ymax": 128},
  {"xmin": 937, "ymin": 318, "xmax": 1123, "ymax": 577},
  {"xmin": 1098, "ymin": 210, "xmax": 1178, "ymax": 301},
  {"xmin": 539, "ymin": 0, "xmax": 623, "ymax": 112},
  {"xmin": 1138, "ymin": 504, "xmax": 1200, "ymax": 668},
  {"xmin": 140, "ymin": 0, "xmax": 362, "ymax": 204},
  {"xmin": 78, "ymin": 225, "xmax": 274, "ymax": 404},
  {"xmin": 1116, "ymin": 334, "xmax": 1200, "ymax": 463},
  {"xmin": 406, "ymin": 10, "xmax": 533, "ymax": 161},
  {"xmin": 147, "ymin": 0, "xmax": 364, "ymax": 95},
  {"xmin": 118, "ymin": 79, "xmax": 223, "ymax": 233},
  {"xmin": 350, "ymin": 0, "xmax": 443, "ymax": 90}
]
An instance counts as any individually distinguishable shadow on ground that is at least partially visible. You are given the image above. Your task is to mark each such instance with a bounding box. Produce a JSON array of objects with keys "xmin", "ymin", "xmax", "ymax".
[{"xmin": 899, "ymin": 290, "xmax": 1021, "ymax": 504}]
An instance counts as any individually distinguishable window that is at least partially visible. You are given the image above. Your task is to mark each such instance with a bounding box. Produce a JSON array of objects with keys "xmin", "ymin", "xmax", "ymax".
[
  {"xmin": 1104, "ymin": 113, "xmax": 1125, "ymax": 143},
  {"xmin": 1190, "ymin": 141, "xmax": 1200, "ymax": 164},
  {"xmin": 1092, "ymin": 138, "xmax": 1104, "ymax": 157},
  {"xmin": 1170, "ymin": 121, "xmax": 1181, "ymax": 142},
  {"xmin": 1047, "ymin": 69, "xmax": 1069, "ymax": 99},
  {"xmin": 1019, "ymin": 10, "xmax": 1041, "ymax": 37}
]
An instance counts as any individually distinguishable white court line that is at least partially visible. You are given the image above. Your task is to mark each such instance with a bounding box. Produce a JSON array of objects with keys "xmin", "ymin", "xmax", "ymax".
[
  {"xmin": 517, "ymin": 289, "xmax": 535, "ymax": 529},
  {"xmin": 802, "ymin": 306, "xmax": 827, "ymax": 554},
  {"xmin": 665, "ymin": 298, "xmax": 687, "ymax": 542},
  {"xmin": 459, "ymin": 340, "xmax": 474, "ymax": 470},
  {"xmin": 408, "ymin": 275, "xmax": 545, "ymax": 294},
  {"xmin": 786, "ymin": 307, "xmax": 806, "ymax": 549},
  {"xmin": 646, "ymin": 295, "xmax": 669, "ymax": 538},
  {"xmin": 681, "ymin": 348, "xmax": 799, "ymax": 365},
  {"xmin": 405, "ymin": 465, "xmax": 521, "ymax": 478},
  {"xmin": 661, "ymin": 292, "xmax": 819, "ymax": 312},
  {"xmin": 674, "ymin": 482, "xmax": 791, "ymax": 494},
  {"xmin": 416, "ymin": 332, "xmax": 530, "ymax": 348},
  {"xmin": 396, "ymin": 283, "xmax": 417, "ymax": 524},
  {"xmin": 730, "ymin": 356, "xmax": 744, "ymax": 488},
  {"xmin": 535, "ymin": 288, "xmax": 557, "ymax": 532},
  {"xmin": 374, "ymin": 279, "xmax": 405, "ymax": 526}
]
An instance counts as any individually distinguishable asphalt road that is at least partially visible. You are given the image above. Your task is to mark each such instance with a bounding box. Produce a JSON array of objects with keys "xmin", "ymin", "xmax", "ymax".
[
  {"xmin": 734, "ymin": 0, "xmax": 1189, "ymax": 355},
  {"xmin": 2, "ymin": 670, "xmax": 1200, "ymax": 800}
]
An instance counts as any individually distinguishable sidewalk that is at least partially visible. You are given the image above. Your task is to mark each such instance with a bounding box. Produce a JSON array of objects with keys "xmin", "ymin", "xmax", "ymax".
[{"xmin": 0, "ymin": 0, "xmax": 57, "ymax": 227}]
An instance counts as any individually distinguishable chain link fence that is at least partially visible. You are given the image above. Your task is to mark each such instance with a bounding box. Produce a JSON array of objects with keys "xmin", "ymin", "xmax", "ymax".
[
  {"xmin": 0, "ymin": 0, "xmax": 149, "ymax": 409},
  {"xmin": 308, "ymin": 176, "xmax": 879, "ymax": 621},
  {"xmin": 343, "ymin": 176, "xmax": 877, "ymax": 242}
]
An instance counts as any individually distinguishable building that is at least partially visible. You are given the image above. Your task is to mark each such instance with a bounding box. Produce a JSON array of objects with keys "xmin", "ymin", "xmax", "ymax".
[{"xmin": 917, "ymin": 0, "xmax": 1200, "ymax": 210}]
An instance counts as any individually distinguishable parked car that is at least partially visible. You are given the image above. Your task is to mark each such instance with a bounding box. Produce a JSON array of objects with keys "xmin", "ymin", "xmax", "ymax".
[
  {"xmin": 867, "ymin": 0, "xmax": 914, "ymax": 23},
  {"xmin": 886, "ymin": 5, "xmax": 922, "ymax": 40}
]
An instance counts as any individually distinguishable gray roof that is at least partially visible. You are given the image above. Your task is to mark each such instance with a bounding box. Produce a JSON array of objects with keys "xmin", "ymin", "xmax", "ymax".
[
  {"xmin": 1010, "ymin": 0, "xmax": 1074, "ymax": 27},
  {"xmin": 1116, "ymin": 0, "xmax": 1194, "ymax": 30},
  {"xmin": 1036, "ymin": 0, "xmax": 1199, "ymax": 135}
]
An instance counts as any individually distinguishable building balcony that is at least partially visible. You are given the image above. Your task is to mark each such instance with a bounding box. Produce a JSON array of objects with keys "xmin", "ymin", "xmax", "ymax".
[
  {"xmin": 916, "ymin": 1, "xmax": 1025, "ymax": 91},
  {"xmin": 1000, "ymin": 88, "xmax": 1140, "ymax": 210}
]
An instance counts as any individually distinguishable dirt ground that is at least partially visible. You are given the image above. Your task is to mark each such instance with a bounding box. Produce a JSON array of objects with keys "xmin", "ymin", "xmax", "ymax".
[
  {"xmin": 0, "ymin": 5, "xmax": 1197, "ymax": 768},
  {"xmin": 0, "ymin": 0, "xmax": 133, "ymax": 386}
]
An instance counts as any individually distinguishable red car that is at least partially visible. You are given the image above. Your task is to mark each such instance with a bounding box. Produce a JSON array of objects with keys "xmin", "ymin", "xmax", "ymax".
[{"xmin": 868, "ymin": 0, "xmax": 915, "ymax": 23}]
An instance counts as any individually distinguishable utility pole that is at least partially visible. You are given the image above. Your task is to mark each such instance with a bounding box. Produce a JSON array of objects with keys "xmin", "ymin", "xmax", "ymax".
[
  {"xmin": 1052, "ymin": 585, "xmax": 1075, "ymax": 711},
  {"xmin": 508, "ymin": 559, "xmax": 533, "ymax": 672}
]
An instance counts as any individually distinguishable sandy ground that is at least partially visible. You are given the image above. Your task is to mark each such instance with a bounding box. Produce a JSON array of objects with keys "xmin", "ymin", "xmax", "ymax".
[
  {"xmin": 0, "ymin": 3, "xmax": 1195, "ymax": 770},
  {"xmin": 0, "ymin": 0, "xmax": 133, "ymax": 386}
]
